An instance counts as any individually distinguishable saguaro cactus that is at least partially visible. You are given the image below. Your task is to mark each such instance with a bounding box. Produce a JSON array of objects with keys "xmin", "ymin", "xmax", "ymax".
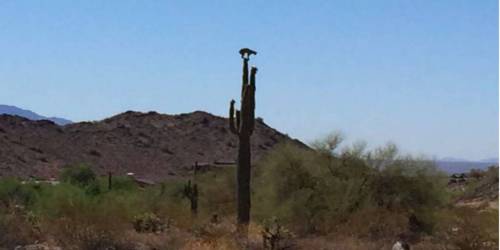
[
  {"xmin": 229, "ymin": 48, "xmax": 257, "ymax": 228},
  {"xmin": 183, "ymin": 180, "xmax": 198, "ymax": 215},
  {"xmin": 108, "ymin": 172, "xmax": 112, "ymax": 191}
]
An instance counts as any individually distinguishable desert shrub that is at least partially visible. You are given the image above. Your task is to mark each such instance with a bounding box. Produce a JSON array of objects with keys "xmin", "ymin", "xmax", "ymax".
[
  {"xmin": 367, "ymin": 157, "xmax": 449, "ymax": 234},
  {"xmin": 253, "ymin": 137, "xmax": 449, "ymax": 236},
  {"xmin": 463, "ymin": 166, "xmax": 499, "ymax": 200},
  {"xmin": 0, "ymin": 179, "xmax": 42, "ymax": 247},
  {"xmin": 336, "ymin": 206, "xmax": 408, "ymax": 240},
  {"xmin": 100, "ymin": 175, "xmax": 139, "ymax": 192},
  {"xmin": 0, "ymin": 178, "xmax": 38, "ymax": 209},
  {"xmin": 0, "ymin": 173, "xmax": 226, "ymax": 248},
  {"xmin": 370, "ymin": 158, "xmax": 447, "ymax": 209},
  {"xmin": 133, "ymin": 212, "xmax": 165, "ymax": 233},
  {"xmin": 189, "ymin": 219, "xmax": 241, "ymax": 250},
  {"xmin": 85, "ymin": 180, "xmax": 102, "ymax": 196},
  {"xmin": 32, "ymin": 183, "xmax": 88, "ymax": 218},
  {"xmin": 196, "ymin": 167, "xmax": 237, "ymax": 218},
  {"xmin": 34, "ymin": 181, "xmax": 142, "ymax": 224},
  {"xmin": 138, "ymin": 181, "xmax": 193, "ymax": 229},
  {"xmin": 253, "ymin": 143, "xmax": 328, "ymax": 234},
  {"xmin": 0, "ymin": 212, "xmax": 39, "ymax": 248},
  {"xmin": 483, "ymin": 166, "xmax": 499, "ymax": 181},
  {"xmin": 435, "ymin": 207, "xmax": 498, "ymax": 250},
  {"xmin": 157, "ymin": 179, "xmax": 186, "ymax": 198},
  {"xmin": 469, "ymin": 168, "xmax": 486, "ymax": 180},
  {"xmin": 49, "ymin": 220, "xmax": 135, "ymax": 250},
  {"xmin": 60, "ymin": 164, "xmax": 97, "ymax": 187},
  {"xmin": 261, "ymin": 217, "xmax": 295, "ymax": 250},
  {"xmin": 32, "ymin": 183, "xmax": 140, "ymax": 249}
]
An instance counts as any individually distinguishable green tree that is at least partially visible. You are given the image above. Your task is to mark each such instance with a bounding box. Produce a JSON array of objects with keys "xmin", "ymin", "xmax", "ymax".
[{"xmin": 60, "ymin": 164, "xmax": 97, "ymax": 187}]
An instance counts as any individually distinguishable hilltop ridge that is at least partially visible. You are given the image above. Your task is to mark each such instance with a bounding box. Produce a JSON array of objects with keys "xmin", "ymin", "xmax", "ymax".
[{"xmin": 0, "ymin": 110, "xmax": 306, "ymax": 181}]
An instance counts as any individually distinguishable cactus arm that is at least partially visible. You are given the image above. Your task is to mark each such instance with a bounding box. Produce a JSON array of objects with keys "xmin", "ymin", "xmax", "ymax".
[
  {"xmin": 229, "ymin": 100, "xmax": 238, "ymax": 135},
  {"xmin": 248, "ymin": 67, "xmax": 257, "ymax": 134}
]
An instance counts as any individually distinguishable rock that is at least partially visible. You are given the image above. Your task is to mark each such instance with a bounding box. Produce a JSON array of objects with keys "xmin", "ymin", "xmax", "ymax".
[
  {"xmin": 14, "ymin": 243, "xmax": 61, "ymax": 250},
  {"xmin": 133, "ymin": 242, "xmax": 150, "ymax": 250},
  {"xmin": 392, "ymin": 240, "xmax": 410, "ymax": 250}
]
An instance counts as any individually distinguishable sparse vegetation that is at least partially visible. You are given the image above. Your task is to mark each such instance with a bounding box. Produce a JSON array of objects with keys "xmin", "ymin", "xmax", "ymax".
[
  {"xmin": 133, "ymin": 212, "xmax": 166, "ymax": 233},
  {"xmin": 0, "ymin": 135, "xmax": 497, "ymax": 249},
  {"xmin": 261, "ymin": 217, "xmax": 295, "ymax": 250}
]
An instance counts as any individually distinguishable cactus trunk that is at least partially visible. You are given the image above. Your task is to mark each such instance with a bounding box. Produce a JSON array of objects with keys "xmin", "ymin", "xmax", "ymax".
[{"xmin": 237, "ymin": 133, "xmax": 251, "ymax": 224}]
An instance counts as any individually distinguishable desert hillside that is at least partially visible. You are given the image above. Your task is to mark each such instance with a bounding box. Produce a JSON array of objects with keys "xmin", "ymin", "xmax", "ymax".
[{"xmin": 0, "ymin": 111, "xmax": 306, "ymax": 181}]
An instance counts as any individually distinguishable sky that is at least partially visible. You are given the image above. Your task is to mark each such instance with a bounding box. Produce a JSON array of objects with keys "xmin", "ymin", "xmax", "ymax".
[{"xmin": 0, "ymin": 1, "xmax": 497, "ymax": 161}]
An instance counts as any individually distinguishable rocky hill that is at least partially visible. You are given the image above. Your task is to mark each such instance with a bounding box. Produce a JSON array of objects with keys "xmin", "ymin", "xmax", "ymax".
[
  {"xmin": 461, "ymin": 167, "xmax": 499, "ymax": 208},
  {"xmin": 0, "ymin": 111, "xmax": 307, "ymax": 181}
]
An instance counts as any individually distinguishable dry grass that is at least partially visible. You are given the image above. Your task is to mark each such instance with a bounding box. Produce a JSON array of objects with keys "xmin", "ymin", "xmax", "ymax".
[
  {"xmin": 0, "ymin": 162, "xmax": 497, "ymax": 249},
  {"xmin": 294, "ymin": 236, "xmax": 396, "ymax": 250}
]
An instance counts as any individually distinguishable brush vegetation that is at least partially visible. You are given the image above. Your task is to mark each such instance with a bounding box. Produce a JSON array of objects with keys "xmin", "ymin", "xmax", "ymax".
[{"xmin": 0, "ymin": 135, "xmax": 497, "ymax": 249}]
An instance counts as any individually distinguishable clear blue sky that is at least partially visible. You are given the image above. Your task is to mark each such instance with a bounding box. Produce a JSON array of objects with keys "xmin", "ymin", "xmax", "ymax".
[{"xmin": 0, "ymin": 1, "xmax": 497, "ymax": 160}]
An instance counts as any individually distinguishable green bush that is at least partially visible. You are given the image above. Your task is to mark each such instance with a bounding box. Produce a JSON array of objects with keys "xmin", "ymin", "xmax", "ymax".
[
  {"xmin": 196, "ymin": 167, "xmax": 237, "ymax": 217},
  {"xmin": 253, "ymin": 138, "xmax": 449, "ymax": 236},
  {"xmin": 0, "ymin": 138, "xmax": 486, "ymax": 248},
  {"xmin": 253, "ymin": 143, "xmax": 333, "ymax": 234},
  {"xmin": 60, "ymin": 164, "xmax": 97, "ymax": 187},
  {"xmin": 108, "ymin": 176, "xmax": 138, "ymax": 192},
  {"xmin": 0, "ymin": 178, "xmax": 38, "ymax": 210}
]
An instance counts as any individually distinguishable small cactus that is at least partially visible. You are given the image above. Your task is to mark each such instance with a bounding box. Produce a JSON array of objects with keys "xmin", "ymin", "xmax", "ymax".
[
  {"xmin": 183, "ymin": 180, "xmax": 198, "ymax": 215},
  {"xmin": 107, "ymin": 172, "xmax": 112, "ymax": 190},
  {"xmin": 262, "ymin": 217, "xmax": 295, "ymax": 250}
]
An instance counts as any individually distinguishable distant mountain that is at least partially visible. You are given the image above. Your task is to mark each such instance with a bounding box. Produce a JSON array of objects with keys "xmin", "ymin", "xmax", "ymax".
[
  {"xmin": 0, "ymin": 105, "xmax": 72, "ymax": 125},
  {"xmin": 439, "ymin": 157, "xmax": 469, "ymax": 162},
  {"xmin": 436, "ymin": 160, "xmax": 498, "ymax": 174},
  {"xmin": 480, "ymin": 157, "xmax": 499, "ymax": 163}
]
